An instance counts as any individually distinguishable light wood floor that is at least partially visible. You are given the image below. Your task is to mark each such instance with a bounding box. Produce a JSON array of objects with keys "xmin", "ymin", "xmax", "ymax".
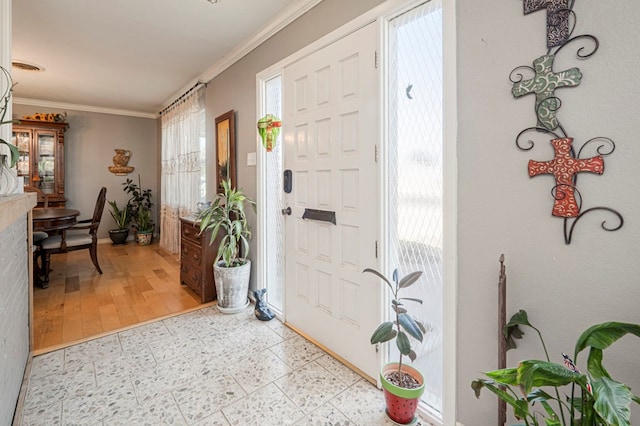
[{"xmin": 32, "ymin": 241, "xmax": 204, "ymax": 352}]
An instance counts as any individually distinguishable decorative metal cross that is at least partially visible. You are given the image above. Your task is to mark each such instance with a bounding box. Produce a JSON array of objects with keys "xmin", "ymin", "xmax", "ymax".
[
  {"xmin": 529, "ymin": 137, "xmax": 604, "ymax": 218},
  {"xmin": 512, "ymin": 54, "xmax": 582, "ymax": 130},
  {"xmin": 523, "ymin": 0, "xmax": 572, "ymax": 47}
]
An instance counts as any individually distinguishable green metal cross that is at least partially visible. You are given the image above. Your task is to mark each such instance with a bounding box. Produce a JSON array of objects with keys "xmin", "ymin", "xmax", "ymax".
[{"xmin": 512, "ymin": 54, "xmax": 582, "ymax": 130}]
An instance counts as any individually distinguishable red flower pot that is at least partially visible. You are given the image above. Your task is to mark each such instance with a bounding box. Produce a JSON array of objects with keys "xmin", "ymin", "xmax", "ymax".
[{"xmin": 380, "ymin": 363, "xmax": 425, "ymax": 425}]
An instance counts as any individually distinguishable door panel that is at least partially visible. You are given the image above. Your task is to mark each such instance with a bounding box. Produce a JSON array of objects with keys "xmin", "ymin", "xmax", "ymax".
[{"xmin": 283, "ymin": 22, "xmax": 379, "ymax": 379}]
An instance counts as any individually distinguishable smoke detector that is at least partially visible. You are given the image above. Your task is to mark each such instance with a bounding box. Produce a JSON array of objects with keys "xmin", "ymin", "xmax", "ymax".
[{"xmin": 12, "ymin": 60, "xmax": 45, "ymax": 72}]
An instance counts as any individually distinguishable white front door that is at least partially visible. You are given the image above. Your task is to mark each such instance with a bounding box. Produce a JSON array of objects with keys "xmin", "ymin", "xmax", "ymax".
[{"xmin": 282, "ymin": 22, "xmax": 380, "ymax": 379}]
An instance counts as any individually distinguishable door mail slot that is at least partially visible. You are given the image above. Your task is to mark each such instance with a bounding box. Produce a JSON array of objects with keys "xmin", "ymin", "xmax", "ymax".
[{"xmin": 302, "ymin": 208, "xmax": 336, "ymax": 225}]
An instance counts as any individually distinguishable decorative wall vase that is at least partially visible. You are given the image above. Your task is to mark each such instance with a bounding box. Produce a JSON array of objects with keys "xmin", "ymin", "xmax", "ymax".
[
  {"xmin": 0, "ymin": 154, "xmax": 18, "ymax": 196},
  {"xmin": 108, "ymin": 149, "xmax": 134, "ymax": 175}
]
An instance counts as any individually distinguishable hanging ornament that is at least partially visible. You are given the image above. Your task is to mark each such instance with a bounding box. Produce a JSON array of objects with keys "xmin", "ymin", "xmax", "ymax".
[{"xmin": 257, "ymin": 114, "xmax": 282, "ymax": 152}]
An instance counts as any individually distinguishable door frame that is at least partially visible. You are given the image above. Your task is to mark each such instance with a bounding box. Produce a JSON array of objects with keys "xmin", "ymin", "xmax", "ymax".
[{"xmin": 256, "ymin": 1, "xmax": 457, "ymax": 424}]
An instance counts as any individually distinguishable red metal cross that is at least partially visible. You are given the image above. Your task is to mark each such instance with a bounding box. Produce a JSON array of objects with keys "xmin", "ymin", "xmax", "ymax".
[{"xmin": 529, "ymin": 138, "xmax": 604, "ymax": 218}]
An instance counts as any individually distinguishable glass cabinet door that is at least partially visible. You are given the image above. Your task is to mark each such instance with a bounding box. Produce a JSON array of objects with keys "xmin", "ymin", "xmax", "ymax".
[
  {"xmin": 13, "ymin": 130, "xmax": 32, "ymax": 186},
  {"xmin": 35, "ymin": 131, "xmax": 56, "ymax": 194}
]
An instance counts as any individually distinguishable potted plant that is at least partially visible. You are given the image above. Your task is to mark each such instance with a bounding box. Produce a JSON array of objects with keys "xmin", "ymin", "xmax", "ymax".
[
  {"xmin": 363, "ymin": 267, "xmax": 427, "ymax": 425},
  {"xmin": 471, "ymin": 310, "xmax": 640, "ymax": 425},
  {"xmin": 122, "ymin": 175, "xmax": 153, "ymax": 244},
  {"xmin": 0, "ymin": 66, "xmax": 19, "ymax": 195},
  {"xmin": 135, "ymin": 206, "xmax": 154, "ymax": 245},
  {"xmin": 107, "ymin": 200, "xmax": 131, "ymax": 245},
  {"xmin": 197, "ymin": 179, "xmax": 255, "ymax": 313}
]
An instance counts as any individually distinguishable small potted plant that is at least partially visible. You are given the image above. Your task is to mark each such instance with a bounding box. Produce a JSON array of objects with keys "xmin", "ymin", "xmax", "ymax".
[
  {"xmin": 135, "ymin": 206, "xmax": 153, "ymax": 245},
  {"xmin": 107, "ymin": 200, "xmax": 131, "ymax": 245},
  {"xmin": 363, "ymin": 267, "xmax": 427, "ymax": 425},
  {"xmin": 472, "ymin": 310, "xmax": 640, "ymax": 425},
  {"xmin": 197, "ymin": 179, "xmax": 255, "ymax": 313}
]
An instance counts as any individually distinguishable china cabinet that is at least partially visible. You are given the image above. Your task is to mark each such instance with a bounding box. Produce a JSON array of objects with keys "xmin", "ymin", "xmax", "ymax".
[{"xmin": 12, "ymin": 120, "xmax": 68, "ymax": 207}]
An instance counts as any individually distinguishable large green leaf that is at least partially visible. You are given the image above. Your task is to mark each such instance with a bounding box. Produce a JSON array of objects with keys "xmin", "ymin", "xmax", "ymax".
[
  {"xmin": 485, "ymin": 367, "xmax": 519, "ymax": 385},
  {"xmin": 592, "ymin": 377, "xmax": 633, "ymax": 426},
  {"xmin": 370, "ymin": 322, "xmax": 396, "ymax": 344},
  {"xmin": 362, "ymin": 268, "xmax": 394, "ymax": 294},
  {"xmin": 0, "ymin": 139, "xmax": 19, "ymax": 168},
  {"xmin": 575, "ymin": 322, "xmax": 640, "ymax": 355},
  {"xmin": 398, "ymin": 313, "xmax": 423, "ymax": 342},
  {"xmin": 516, "ymin": 360, "xmax": 584, "ymax": 394},
  {"xmin": 399, "ymin": 271, "xmax": 422, "ymax": 288},
  {"xmin": 396, "ymin": 331, "xmax": 411, "ymax": 355},
  {"xmin": 471, "ymin": 379, "xmax": 530, "ymax": 420}
]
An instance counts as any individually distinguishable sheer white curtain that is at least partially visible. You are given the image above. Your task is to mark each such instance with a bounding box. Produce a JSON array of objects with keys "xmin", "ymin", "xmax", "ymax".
[{"xmin": 160, "ymin": 87, "xmax": 205, "ymax": 254}]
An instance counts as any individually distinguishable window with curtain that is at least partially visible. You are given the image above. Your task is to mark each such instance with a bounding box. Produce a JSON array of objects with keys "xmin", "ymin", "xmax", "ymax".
[{"xmin": 160, "ymin": 87, "xmax": 206, "ymax": 254}]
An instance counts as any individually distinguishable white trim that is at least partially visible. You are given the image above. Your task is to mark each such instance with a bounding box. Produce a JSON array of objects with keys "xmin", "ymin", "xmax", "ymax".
[
  {"xmin": 256, "ymin": 68, "xmax": 286, "ymax": 319},
  {"xmin": 159, "ymin": 0, "xmax": 323, "ymax": 113},
  {"xmin": 13, "ymin": 97, "xmax": 157, "ymax": 119},
  {"xmin": 255, "ymin": 1, "xmax": 457, "ymax": 424},
  {"xmin": 442, "ymin": 0, "xmax": 458, "ymax": 425}
]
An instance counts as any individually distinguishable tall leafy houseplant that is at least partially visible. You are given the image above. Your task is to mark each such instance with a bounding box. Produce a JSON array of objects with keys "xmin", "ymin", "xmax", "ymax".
[
  {"xmin": 197, "ymin": 179, "xmax": 255, "ymax": 313},
  {"xmin": 472, "ymin": 310, "xmax": 640, "ymax": 426},
  {"xmin": 122, "ymin": 175, "xmax": 153, "ymax": 245},
  {"xmin": 0, "ymin": 67, "xmax": 19, "ymax": 192},
  {"xmin": 363, "ymin": 267, "xmax": 427, "ymax": 424},
  {"xmin": 197, "ymin": 179, "xmax": 255, "ymax": 267},
  {"xmin": 123, "ymin": 175, "xmax": 152, "ymax": 223}
]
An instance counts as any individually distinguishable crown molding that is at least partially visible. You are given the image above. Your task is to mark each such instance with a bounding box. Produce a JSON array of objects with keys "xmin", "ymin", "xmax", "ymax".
[
  {"xmin": 12, "ymin": 97, "xmax": 157, "ymax": 119},
  {"xmin": 159, "ymin": 0, "xmax": 323, "ymax": 112}
]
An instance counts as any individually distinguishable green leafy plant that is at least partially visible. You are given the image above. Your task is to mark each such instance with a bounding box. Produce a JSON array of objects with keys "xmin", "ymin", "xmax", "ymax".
[
  {"xmin": 471, "ymin": 310, "xmax": 640, "ymax": 426},
  {"xmin": 0, "ymin": 66, "xmax": 18, "ymax": 168},
  {"xmin": 136, "ymin": 206, "xmax": 153, "ymax": 232},
  {"xmin": 363, "ymin": 267, "xmax": 426, "ymax": 388},
  {"xmin": 107, "ymin": 200, "xmax": 131, "ymax": 230},
  {"xmin": 197, "ymin": 179, "xmax": 255, "ymax": 268},
  {"xmin": 122, "ymin": 174, "xmax": 153, "ymax": 229}
]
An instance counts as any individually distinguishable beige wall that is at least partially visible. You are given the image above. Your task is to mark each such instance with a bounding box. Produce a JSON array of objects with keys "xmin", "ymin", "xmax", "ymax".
[
  {"xmin": 456, "ymin": 0, "xmax": 640, "ymax": 423},
  {"xmin": 13, "ymin": 104, "xmax": 158, "ymax": 239}
]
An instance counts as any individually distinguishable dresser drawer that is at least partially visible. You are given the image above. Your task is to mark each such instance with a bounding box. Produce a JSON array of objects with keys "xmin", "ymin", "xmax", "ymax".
[
  {"xmin": 181, "ymin": 240, "xmax": 202, "ymax": 267},
  {"xmin": 181, "ymin": 221, "xmax": 204, "ymax": 244},
  {"xmin": 180, "ymin": 262, "xmax": 202, "ymax": 295}
]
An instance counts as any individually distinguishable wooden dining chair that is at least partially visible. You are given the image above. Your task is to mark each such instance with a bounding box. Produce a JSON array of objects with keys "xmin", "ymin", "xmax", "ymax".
[
  {"xmin": 25, "ymin": 186, "xmax": 50, "ymax": 287},
  {"xmin": 40, "ymin": 187, "xmax": 107, "ymax": 283}
]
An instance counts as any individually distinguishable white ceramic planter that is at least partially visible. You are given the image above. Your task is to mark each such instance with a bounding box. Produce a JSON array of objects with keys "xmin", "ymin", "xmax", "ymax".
[{"xmin": 213, "ymin": 260, "xmax": 251, "ymax": 314}]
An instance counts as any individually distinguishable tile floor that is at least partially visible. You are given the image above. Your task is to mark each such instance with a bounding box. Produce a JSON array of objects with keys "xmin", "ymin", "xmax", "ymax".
[{"xmin": 19, "ymin": 305, "xmax": 431, "ymax": 425}]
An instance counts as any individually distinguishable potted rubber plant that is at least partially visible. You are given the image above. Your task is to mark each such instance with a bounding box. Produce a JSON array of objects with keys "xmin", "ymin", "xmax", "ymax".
[
  {"xmin": 472, "ymin": 310, "xmax": 640, "ymax": 426},
  {"xmin": 107, "ymin": 200, "xmax": 131, "ymax": 245},
  {"xmin": 363, "ymin": 267, "xmax": 427, "ymax": 425},
  {"xmin": 197, "ymin": 179, "xmax": 255, "ymax": 313}
]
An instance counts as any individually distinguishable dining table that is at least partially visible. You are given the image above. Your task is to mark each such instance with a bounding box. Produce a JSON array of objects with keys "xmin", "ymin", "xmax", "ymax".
[{"xmin": 32, "ymin": 208, "xmax": 80, "ymax": 233}]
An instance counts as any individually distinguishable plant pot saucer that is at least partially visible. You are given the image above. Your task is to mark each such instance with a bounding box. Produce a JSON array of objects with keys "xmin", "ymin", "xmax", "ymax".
[
  {"xmin": 385, "ymin": 409, "xmax": 419, "ymax": 426},
  {"xmin": 217, "ymin": 298, "xmax": 250, "ymax": 314}
]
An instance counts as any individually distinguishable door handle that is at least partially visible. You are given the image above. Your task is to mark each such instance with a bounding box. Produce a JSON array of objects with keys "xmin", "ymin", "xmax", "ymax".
[{"xmin": 281, "ymin": 207, "xmax": 292, "ymax": 216}]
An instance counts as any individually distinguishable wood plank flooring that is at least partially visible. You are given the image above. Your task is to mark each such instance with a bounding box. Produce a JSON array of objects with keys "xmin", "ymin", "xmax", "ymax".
[{"xmin": 32, "ymin": 241, "xmax": 204, "ymax": 352}]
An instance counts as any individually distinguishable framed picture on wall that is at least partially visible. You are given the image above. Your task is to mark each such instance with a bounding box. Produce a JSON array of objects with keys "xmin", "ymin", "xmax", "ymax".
[{"xmin": 215, "ymin": 110, "xmax": 236, "ymax": 193}]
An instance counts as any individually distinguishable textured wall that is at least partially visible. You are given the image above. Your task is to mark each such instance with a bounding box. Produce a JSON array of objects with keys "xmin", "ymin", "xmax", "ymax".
[
  {"xmin": 12, "ymin": 105, "xmax": 158, "ymax": 239},
  {"xmin": 456, "ymin": 1, "xmax": 640, "ymax": 423},
  {"xmin": 0, "ymin": 216, "xmax": 29, "ymax": 425}
]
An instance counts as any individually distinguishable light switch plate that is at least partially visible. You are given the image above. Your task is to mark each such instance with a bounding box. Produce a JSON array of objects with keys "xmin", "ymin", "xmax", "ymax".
[{"xmin": 247, "ymin": 152, "xmax": 257, "ymax": 166}]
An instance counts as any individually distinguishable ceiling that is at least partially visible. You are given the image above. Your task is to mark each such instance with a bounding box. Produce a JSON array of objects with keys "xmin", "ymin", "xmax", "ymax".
[{"xmin": 12, "ymin": 0, "xmax": 319, "ymax": 117}]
